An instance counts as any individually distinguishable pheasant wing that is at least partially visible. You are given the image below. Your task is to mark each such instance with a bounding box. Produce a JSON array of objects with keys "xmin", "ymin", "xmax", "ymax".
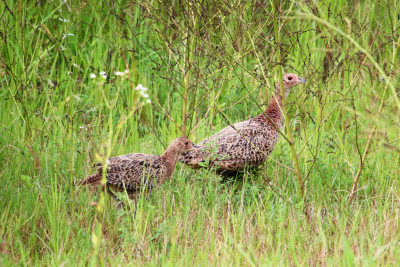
[{"xmin": 94, "ymin": 154, "xmax": 160, "ymax": 190}]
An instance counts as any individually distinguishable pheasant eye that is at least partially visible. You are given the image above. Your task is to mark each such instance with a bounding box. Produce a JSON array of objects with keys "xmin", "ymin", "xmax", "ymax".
[
  {"xmin": 288, "ymin": 76, "xmax": 293, "ymax": 81},
  {"xmin": 184, "ymin": 141, "xmax": 188, "ymax": 145}
]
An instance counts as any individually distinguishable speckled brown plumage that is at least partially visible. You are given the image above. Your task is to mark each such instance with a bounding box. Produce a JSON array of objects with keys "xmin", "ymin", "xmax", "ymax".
[
  {"xmin": 179, "ymin": 73, "xmax": 306, "ymax": 171},
  {"xmin": 78, "ymin": 137, "xmax": 194, "ymax": 199}
]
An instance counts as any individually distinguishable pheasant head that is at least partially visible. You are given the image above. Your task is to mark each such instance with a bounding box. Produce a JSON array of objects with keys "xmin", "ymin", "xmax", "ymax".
[{"xmin": 276, "ymin": 73, "xmax": 306, "ymax": 97}]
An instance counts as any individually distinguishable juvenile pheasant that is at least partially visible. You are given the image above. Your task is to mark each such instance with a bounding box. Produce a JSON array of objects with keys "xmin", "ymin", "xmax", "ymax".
[
  {"xmin": 179, "ymin": 73, "xmax": 306, "ymax": 172},
  {"xmin": 78, "ymin": 137, "xmax": 195, "ymax": 199}
]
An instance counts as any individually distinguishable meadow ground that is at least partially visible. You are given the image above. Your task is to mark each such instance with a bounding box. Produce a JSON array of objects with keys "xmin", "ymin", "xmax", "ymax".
[{"xmin": 1, "ymin": 0, "xmax": 400, "ymax": 266}]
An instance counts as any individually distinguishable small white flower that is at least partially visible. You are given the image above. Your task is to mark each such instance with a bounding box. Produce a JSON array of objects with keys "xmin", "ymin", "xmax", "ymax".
[
  {"xmin": 146, "ymin": 99, "xmax": 151, "ymax": 103},
  {"xmin": 99, "ymin": 71, "xmax": 106, "ymax": 75},
  {"xmin": 135, "ymin": 84, "xmax": 148, "ymax": 92},
  {"xmin": 115, "ymin": 71, "xmax": 125, "ymax": 76},
  {"xmin": 62, "ymin": 33, "xmax": 74, "ymax": 40},
  {"xmin": 48, "ymin": 79, "xmax": 54, "ymax": 87},
  {"xmin": 74, "ymin": 95, "xmax": 81, "ymax": 101},
  {"xmin": 90, "ymin": 107, "xmax": 96, "ymax": 112},
  {"xmin": 124, "ymin": 69, "xmax": 130, "ymax": 74},
  {"xmin": 90, "ymin": 73, "xmax": 96, "ymax": 79},
  {"xmin": 101, "ymin": 74, "xmax": 107, "ymax": 79},
  {"xmin": 61, "ymin": 45, "xmax": 65, "ymax": 51},
  {"xmin": 141, "ymin": 93, "xmax": 149, "ymax": 98},
  {"xmin": 59, "ymin": 18, "xmax": 69, "ymax": 23},
  {"xmin": 73, "ymin": 63, "xmax": 79, "ymax": 68}
]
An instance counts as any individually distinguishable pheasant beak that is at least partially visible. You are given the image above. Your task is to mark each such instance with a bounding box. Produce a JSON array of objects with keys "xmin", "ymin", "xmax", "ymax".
[
  {"xmin": 193, "ymin": 145, "xmax": 199, "ymax": 148},
  {"xmin": 299, "ymin": 77, "xmax": 306, "ymax": 84}
]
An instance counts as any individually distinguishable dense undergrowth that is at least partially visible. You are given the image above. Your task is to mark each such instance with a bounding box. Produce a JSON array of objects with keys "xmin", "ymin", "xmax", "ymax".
[{"xmin": 1, "ymin": 0, "xmax": 399, "ymax": 265}]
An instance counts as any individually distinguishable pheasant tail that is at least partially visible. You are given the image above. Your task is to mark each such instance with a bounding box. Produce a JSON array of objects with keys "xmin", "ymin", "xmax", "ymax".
[{"xmin": 76, "ymin": 173, "xmax": 102, "ymax": 186}]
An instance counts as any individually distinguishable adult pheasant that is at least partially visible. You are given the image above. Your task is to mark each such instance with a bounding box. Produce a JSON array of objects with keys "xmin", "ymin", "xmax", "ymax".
[
  {"xmin": 179, "ymin": 73, "xmax": 306, "ymax": 172},
  {"xmin": 78, "ymin": 137, "xmax": 195, "ymax": 199}
]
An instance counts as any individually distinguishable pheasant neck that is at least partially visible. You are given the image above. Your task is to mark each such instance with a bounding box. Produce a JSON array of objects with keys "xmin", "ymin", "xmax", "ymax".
[
  {"xmin": 256, "ymin": 88, "xmax": 287, "ymax": 129},
  {"xmin": 161, "ymin": 146, "xmax": 180, "ymax": 177}
]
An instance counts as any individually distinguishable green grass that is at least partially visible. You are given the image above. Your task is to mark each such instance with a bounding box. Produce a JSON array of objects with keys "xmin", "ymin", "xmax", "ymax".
[{"xmin": 1, "ymin": 0, "xmax": 400, "ymax": 265}]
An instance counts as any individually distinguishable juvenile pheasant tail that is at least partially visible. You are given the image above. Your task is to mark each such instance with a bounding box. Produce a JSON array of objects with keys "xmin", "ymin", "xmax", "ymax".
[{"xmin": 76, "ymin": 173, "xmax": 102, "ymax": 186}]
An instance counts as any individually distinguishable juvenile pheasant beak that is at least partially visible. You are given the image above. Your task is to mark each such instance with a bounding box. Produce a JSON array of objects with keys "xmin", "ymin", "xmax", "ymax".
[
  {"xmin": 193, "ymin": 145, "xmax": 199, "ymax": 148},
  {"xmin": 299, "ymin": 77, "xmax": 306, "ymax": 83}
]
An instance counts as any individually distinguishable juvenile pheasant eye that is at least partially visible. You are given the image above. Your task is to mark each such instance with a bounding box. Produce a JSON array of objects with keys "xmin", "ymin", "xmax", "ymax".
[{"xmin": 288, "ymin": 76, "xmax": 293, "ymax": 80}]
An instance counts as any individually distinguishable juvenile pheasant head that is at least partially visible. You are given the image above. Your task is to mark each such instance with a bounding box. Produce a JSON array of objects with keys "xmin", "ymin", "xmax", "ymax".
[
  {"xmin": 170, "ymin": 137, "xmax": 195, "ymax": 153},
  {"xmin": 277, "ymin": 73, "xmax": 306, "ymax": 91}
]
